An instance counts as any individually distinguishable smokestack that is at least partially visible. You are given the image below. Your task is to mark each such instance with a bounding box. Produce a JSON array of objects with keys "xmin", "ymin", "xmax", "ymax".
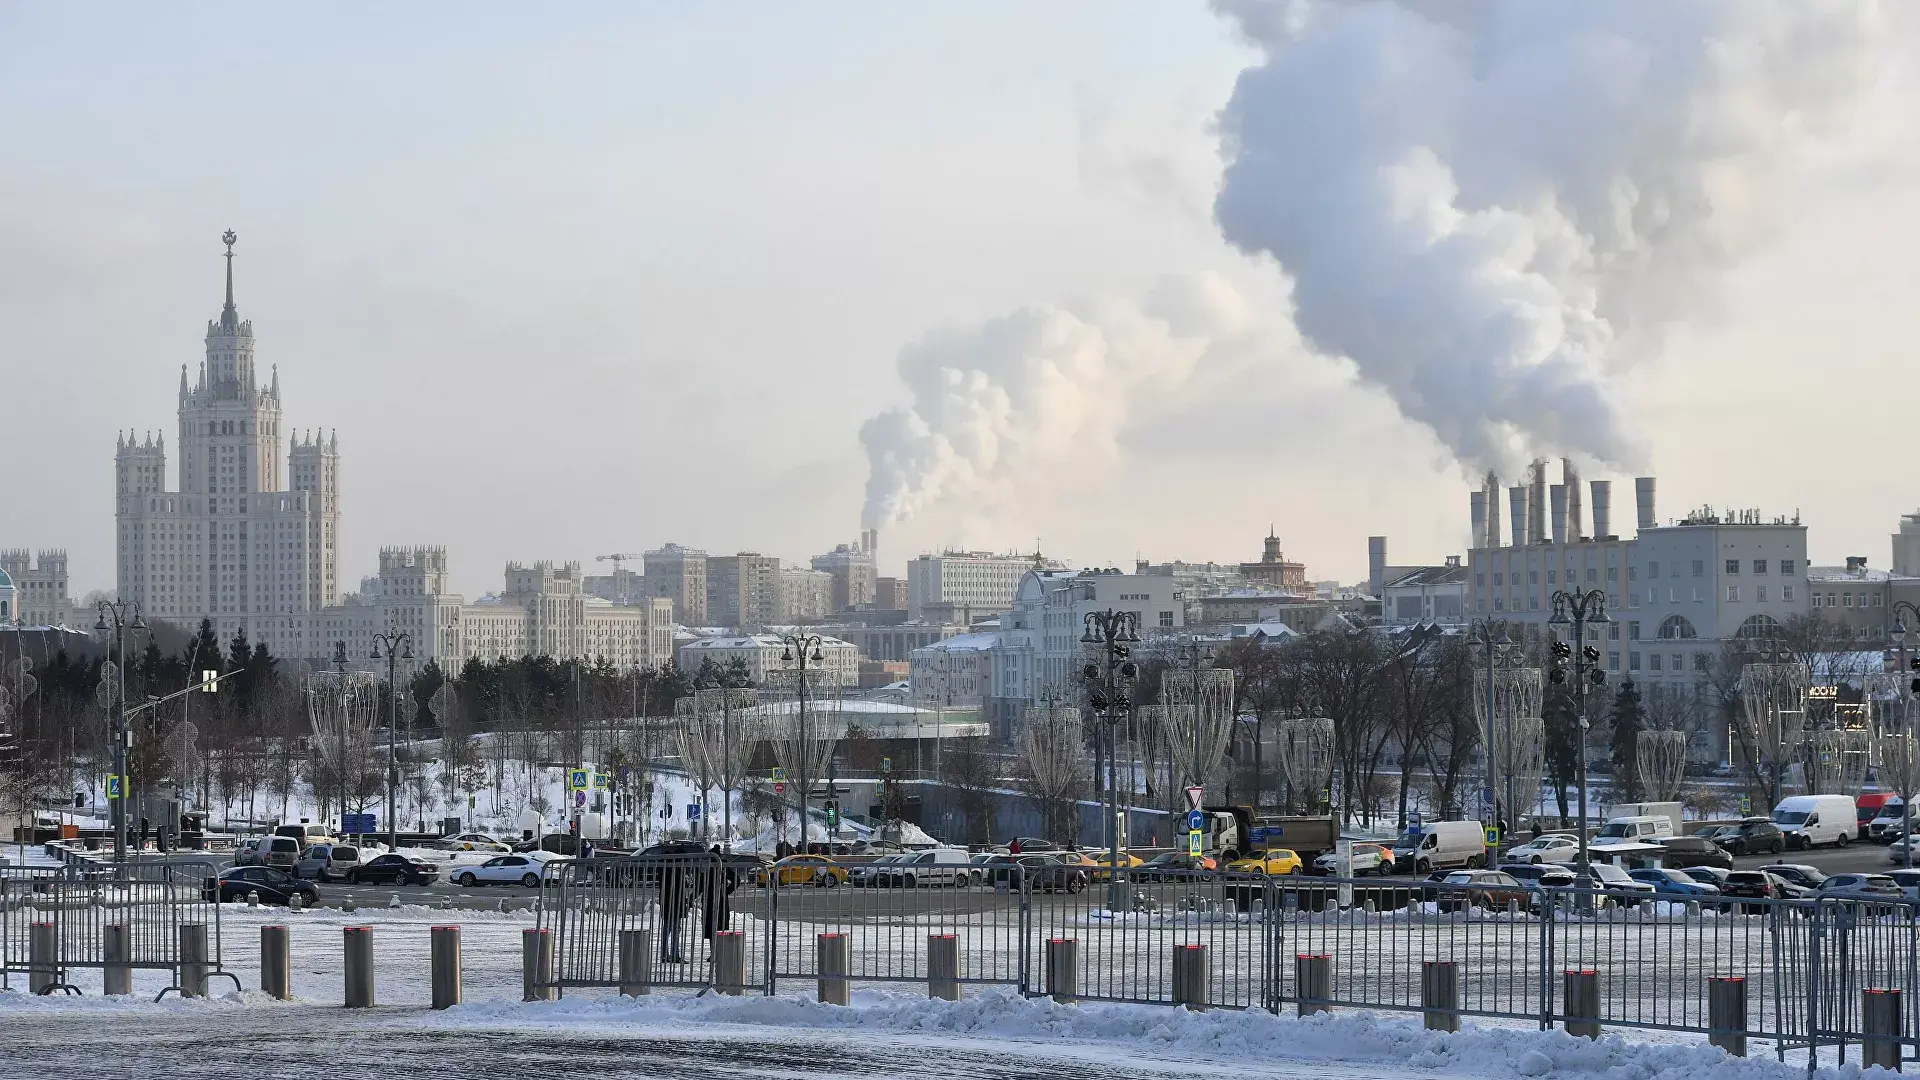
[
  {"xmin": 1527, "ymin": 459, "xmax": 1548, "ymax": 545},
  {"xmin": 1550, "ymin": 484, "xmax": 1568, "ymax": 545},
  {"xmin": 1562, "ymin": 458, "xmax": 1583, "ymax": 540},
  {"xmin": 1482, "ymin": 470, "xmax": 1502, "ymax": 548},
  {"xmin": 1590, "ymin": 480, "xmax": 1612, "ymax": 540},
  {"xmin": 1635, "ymin": 477, "xmax": 1657, "ymax": 532},
  {"xmin": 1470, "ymin": 490, "xmax": 1487, "ymax": 549},
  {"xmin": 1508, "ymin": 485, "xmax": 1527, "ymax": 549},
  {"xmin": 1368, "ymin": 536, "xmax": 1387, "ymax": 596}
]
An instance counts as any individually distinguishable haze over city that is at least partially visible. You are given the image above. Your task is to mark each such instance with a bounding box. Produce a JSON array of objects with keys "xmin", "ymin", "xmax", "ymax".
[{"xmin": 7, "ymin": 2, "xmax": 1920, "ymax": 597}]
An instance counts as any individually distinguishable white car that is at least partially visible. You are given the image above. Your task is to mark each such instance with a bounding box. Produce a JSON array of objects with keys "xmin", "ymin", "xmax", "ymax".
[
  {"xmin": 1312, "ymin": 843, "xmax": 1395, "ymax": 876},
  {"xmin": 1504, "ymin": 834, "xmax": 1580, "ymax": 865},
  {"xmin": 449, "ymin": 851, "xmax": 559, "ymax": 888},
  {"xmin": 441, "ymin": 832, "xmax": 511, "ymax": 853}
]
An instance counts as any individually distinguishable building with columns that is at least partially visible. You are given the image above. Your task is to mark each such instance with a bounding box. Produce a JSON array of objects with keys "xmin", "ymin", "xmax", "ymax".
[{"xmin": 114, "ymin": 233, "xmax": 341, "ymax": 658}]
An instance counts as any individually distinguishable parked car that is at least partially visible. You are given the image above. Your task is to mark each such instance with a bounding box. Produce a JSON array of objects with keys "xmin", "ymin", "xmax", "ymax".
[
  {"xmin": 1887, "ymin": 833, "xmax": 1920, "ymax": 863},
  {"xmin": 1232, "ymin": 850, "xmax": 1305, "ymax": 876},
  {"xmin": 1394, "ymin": 820, "xmax": 1487, "ymax": 874},
  {"xmin": 246, "ymin": 834, "xmax": 303, "ymax": 869},
  {"xmin": 883, "ymin": 848, "xmax": 975, "ymax": 888},
  {"xmin": 982, "ymin": 854, "xmax": 1089, "ymax": 892},
  {"xmin": 1500, "ymin": 863, "xmax": 1576, "ymax": 908},
  {"xmin": 1655, "ymin": 835, "xmax": 1733, "ymax": 870},
  {"xmin": 755, "ymin": 854, "xmax": 848, "ymax": 888},
  {"xmin": 849, "ymin": 854, "xmax": 913, "ymax": 888},
  {"xmin": 1006, "ymin": 837, "xmax": 1061, "ymax": 854},
  {"xmin": 204, "ymin": 866, "xmax": 320, "ymax": 906},
  {"xmin": 274, "ymin": 822, "xmax": 337, "ymax": 846},
  {"xmin": 1133, "ymin": 853, "xmax": 1218, "ymax": 882},
  {"xmin": 440, "ymin": 832, "xmax": 511, "ymax": 853},
  {"xmin": 1592, "ymin": 815, "xmax": 1675, "ymax": 847},
  {"xmin": 294, "ymin": 842, "xmax": 363, "ymax": 882},
  {"xmin": 1758, "ymin": 863, "xmax": 1829, "ymax": 894},
  {"xmin": 1772, "ymin": 794, "xmax": 1857, "ymax": 849},
  {"xmin": 1817, "ymin": 873, "xmax": 1905, "ymax": 904},
  {"xmin": 1589, "ymin": 863, "xmax": 1654, "ymax": 906},
  {"xmin": 1434, "ymin": 870, "xmax": 1530, "ymax": 913},
  {"xmin": 1869, "ymin": 801, "xmax": 1911, "ymax": 843},
  {"xmin": 1715, "ymin": 819, "xmax": 1786, "ymax": 856},
  {"xmin": 449, "ymin": 851, "xmax": 560, "ymax": 888},
  {"xmin": 347, "ymin": 853, "xmax": 440, "ymax": 886},
  {"xmin": 601, "ymin": 842, "xmax": 752, "ymax": 890},
  {"xmin": 1682, "ymin": 866, "xmax": 1734, "ymax": 891},
  {"xmin": 1630, "ymin": 867, "xmax": 1721, "ymax": 899},
  {"xmin": 1722, "ymin": 870, "xmax": 1789, "ymax": 912},
  {"xmin": 1886, "ymin": 868, "xmax": 1920, "ymax": 900},
  {"xmin": 1310, "ymin": 843, "xmax": 1393, "ymax": 876},
  {"xmin": 968, "ymin": 852, "xmax": 1002, "ymax": 885},
  {"xmin": 1504, "ymin": 834, "xmax": 1579, "ymax": 865}
]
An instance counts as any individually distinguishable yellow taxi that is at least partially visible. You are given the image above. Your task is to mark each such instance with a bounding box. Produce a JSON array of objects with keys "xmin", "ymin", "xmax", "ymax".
[
  {"xmin": 1087, "ymin": 850, "xmax": 1144, "ymax": 880},
  {"xmin": 753, "ymin": 853, "xmax": 848, "ymax": 888},
  {"xmin": 1227, "ymin": 849, "xmax": 1304, "ymax": 876}
]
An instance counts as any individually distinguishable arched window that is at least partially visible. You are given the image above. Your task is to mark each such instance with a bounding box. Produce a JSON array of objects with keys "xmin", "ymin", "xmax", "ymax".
[
  {"xmin": 1657, "ymin": 615, "xmax": 1698, "ymax": 640},
  {"xmin": 1737, "ymin": 614, "xmax": 1783, "ymax": 640}
]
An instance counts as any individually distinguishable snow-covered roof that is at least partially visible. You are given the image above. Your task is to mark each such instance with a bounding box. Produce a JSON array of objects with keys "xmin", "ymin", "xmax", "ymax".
[
  {"xmin": 680, "ymin": 634, "xmax": 855, "ymax": 651},
  {"xmin": 918, "ymin": 631, "xmax": 1000, "ymax": 652}
]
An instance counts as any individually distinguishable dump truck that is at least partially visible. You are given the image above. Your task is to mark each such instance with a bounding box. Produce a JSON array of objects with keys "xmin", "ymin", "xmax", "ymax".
[{"xmin": 1198, "ymin": 806, "xmax": 1339, "ymax": 862}]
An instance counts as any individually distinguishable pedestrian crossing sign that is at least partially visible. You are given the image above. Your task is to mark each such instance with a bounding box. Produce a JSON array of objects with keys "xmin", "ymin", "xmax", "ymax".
[
  {"xmin": 591, "ymin": 772, "xmax": 610, "ymax": 791},
  {"xmin": 569, "ymin": 769, "xmax": 589, "ymax": 791},
  {"xmin": 1187, "ymin": 829, "xmax": 1203, "ymax": 857},
  {"xmin": 106, "ymin": 775, "xmax": 122, "ymax": 799},
  {"xmin": 1485, "ymin": 826, "xmax": 1501, "ymax": 846}
]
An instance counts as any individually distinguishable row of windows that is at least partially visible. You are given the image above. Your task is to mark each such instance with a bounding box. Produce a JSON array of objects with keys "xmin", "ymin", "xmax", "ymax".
[{"xmin": 1814, "ymin": 592, "xmax": 1883, "ymax": 608}]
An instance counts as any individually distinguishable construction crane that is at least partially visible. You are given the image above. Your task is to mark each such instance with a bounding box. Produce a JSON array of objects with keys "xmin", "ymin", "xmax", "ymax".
[{"xmin": 596, "ymin": 553, "xmax": 643, "ymax": 603}]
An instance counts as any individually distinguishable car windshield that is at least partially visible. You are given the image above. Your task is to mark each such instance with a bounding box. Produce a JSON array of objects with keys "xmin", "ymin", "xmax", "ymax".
[
  {"xmin": 1592, "ymin": 865, "xmax": 1630, "ymax": 882},
  {"xmin": 1444, "ymin": 873, "xmax": 1476, "ymax": 884},
  {"xmin": 1594, "ymin": 823, "xmax": 1635, "ymax": 838},
  {"xmin": 1773, "ymin": 811, "xmax": 1810, "ymax": 826}
]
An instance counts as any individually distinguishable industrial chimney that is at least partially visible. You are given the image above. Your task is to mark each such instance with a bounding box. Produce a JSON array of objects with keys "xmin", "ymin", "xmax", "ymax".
[
  {"xmin": 1527, "ymin": 460, "xmax": 1548, "ymax": 545},
  {"xmin": 1508, "ymin": 485, "xmax": 1527, "ymax": 548},
  {"xmin": 1469, "ymin": 491, "xmax": 1487, "ymax": 550},
  {"xmin": 1635, "ymin": 477, "xmax": 1657, "ymax": 532},
  {"xmin": 1562, "ymin": 459, "xmax": 1583, "ymax": 540},
  {"xmin": 1483, "ymin": 470, "xmax": 1502, "ymax": 548},
  {"xmin": 1550, "ymin": 484, "xmax": 1568, "ymax": 545},
  {"xmin": 1590, "ymin": 480, "xmax": 1612, "ymax": 540},
  {"xmin": 1368, "ymin": 536, "xmax": 1387, "ymax": 596}
]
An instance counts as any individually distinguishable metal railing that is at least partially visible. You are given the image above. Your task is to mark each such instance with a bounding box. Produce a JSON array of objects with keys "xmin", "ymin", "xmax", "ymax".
[
  {"xmin": 532, "ymin": 863, "xmax": 1920, "ymax": 1063},
  {"xmin": 0, "ymin": 859, "xmax": 233, "ymax": 999}
]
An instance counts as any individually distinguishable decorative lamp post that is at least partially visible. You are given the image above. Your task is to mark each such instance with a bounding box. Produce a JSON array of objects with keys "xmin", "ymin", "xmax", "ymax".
[
  {"xmin": 1893, "ymin": 603, "xmax": 1920, "ymax": 867},
  {"xmin": 1547, "ymin": 588, "xmax": 1609, "ymax": 901},
  {"xmin": 370, "ymin": 631, "xmax": 414, "ymax": 853},
  {"xmin": 1080, "ymin": 609, "xmax": 1140, "ymax": 912},
  {"xmin": 781, "ymin": 632, "xmax": 827, "ymax": 844}
]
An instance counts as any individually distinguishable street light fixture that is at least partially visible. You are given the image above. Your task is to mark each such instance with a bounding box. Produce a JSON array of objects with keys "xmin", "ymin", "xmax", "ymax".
[
  {"xmin": 370, "ymin": 631, "xmax": 414, "ymax": 853},
  {"xmin": 94, "ymin": 599, "xmax": 148, "ymax": 863},
  {"xmin": 780, "ymin": 633, "xmax": 828, "ymax": 846},
  {"xmin": 1547, "ymin": 588, "xmax": 1609, "ymax": 903},
  {"xmin": 1469, "ymin": 619, "xmax": 1525, "ymax": 834},
  {"xmin": 1080, "ymin": 609, "xmax": 1140, "ymax": 912}
]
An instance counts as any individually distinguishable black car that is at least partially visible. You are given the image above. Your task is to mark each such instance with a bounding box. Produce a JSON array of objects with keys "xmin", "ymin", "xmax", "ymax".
[
  {"xmin": 984, "ymin": 854, "xmax": 1087, "ymax": 893},
  {"xmin": 1718, "ymin": 820, "xmax": 1786, "ymax": 856},
  {"xmin": 600, "ymin": 842, "xmax": 751, "ymax": 891},
  {"xmin": 204, "ymin": 866, "xmax": 320, "ymax": 906},
  {"xmin": 1132, "ymin": 853, "xmax": 1217, "ymax": 883},
  {"xmin": 1682, "ymin": 865, "xmax": 1734, "ymax": 890},
  {"xmin": 1657, "ymin": 835, "xmax": 1734, "ymax": 870},
  {"xmin": 346, "ymin": 853, "xmax": 440, "ymax": 886},
  {"xmin": 1759, "ymin": 863, "xmax": 1827, "ymax": 894}
]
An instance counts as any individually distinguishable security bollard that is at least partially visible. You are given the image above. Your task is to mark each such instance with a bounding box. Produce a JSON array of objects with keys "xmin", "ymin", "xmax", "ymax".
[
  {"xmin": 1045, "ymin": 938, "xmax": 1079, "ymax": 1003},
  {"xmin": 522, "ymin": 928, "xmax": 554, "ymax": 1002},
  {"xmin": 1421, "ymin": 961, "xmax": 1460, "ymax": 1033},
  {"xmin": 1865, "ymin": 988, "xmax": 1903, "ymax": 1072},
  {"xmin": 261, "ymin": 925, "xmax": 291, "ymax": 1000},
  {"xmin": 1172, "ymin": 944, "xmax": 1209, "ymax": 1011},
  {"xmin": 817, "ymin": 933, "xmax": 850, "ymax": 1006},
  {"xmin": 1708, "ymin": 976, "xmax": 1747, "ymax": 1057},
  {"xmin": 343, "ymin": 926, "xmax": 374, "ymax": 1008},
  {"xmin": 28, "ymin": 922, "xmax": 55, "ymax": 995},
  {"xmin": 619, "ymin": 929, "xmax": 653, "ymax": 997},
  {"xmin": 712, "ymin": 930, "xmax": 746, "ymax": 996},
  {"xmin": 1563, "ymin": 969, "xmax": 1601, "ymax": 1040},
  {"xmin": 430, "ymin": 925, "xmax": 462, "ymax": 1010},
  {"xmin": 178, "ymin": 923, "xmax": 209, "ymax": 999},
  {"xmin": 103, "ymin": 924, "xmax": 132, "ymax": 996},
  {"xmin": 1296, "ymin": 954, "xmax": 1333, "ymax": 1017},
  {"xmin": 927, "ymin": 934, "xmax": 960, "ymax": 1001}
]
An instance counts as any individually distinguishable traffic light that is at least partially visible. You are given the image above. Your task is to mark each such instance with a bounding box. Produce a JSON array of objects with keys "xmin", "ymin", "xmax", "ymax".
[
  {"xmin": 1549, "ymin": 639, "xmax": 1571, "ymax": 684},
  {"xmin": 1910, "ymin": 656, "xmax": 1919, "ymax": 695},
  {"xmin": 825, "ymin": 801, "xmax": 839, "ymax": 829}
]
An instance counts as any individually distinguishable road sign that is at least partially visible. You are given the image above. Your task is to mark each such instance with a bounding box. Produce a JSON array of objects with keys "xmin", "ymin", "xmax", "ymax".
[
  {"xmin": 569, "ymin": 769, "xmax": 589, "ymax": 791},
  {"xmin": 342, "ymin": 813, "xmax": 376, "ymax": 834},
  {"xmin": 1187, "ymin": 829, "xmax": 1203, "ymax": 857},
  {"xmin": 106, "ymin": 775, "xmax": 122, "ymax": 799},
  {"xmin": 772, "ymin": 767, "xmax": 786, "ymax": 783},
  {"xmin": 1739, "ymin": 795, "xmax": 1752, "ymax": 815},
  {"xmin": 1186, "ymin": 786, "xmax": 1204, "ymax": 811},
  {"xmin": 687, "ymin": 803, "xmax": 701, "ymax": 821},
  {"xmin": 574, "ymin": 791, "xmax": 587, "ymax": 808},
  {"xmin": 591, "ymin": 772, "xmax": 610, "ymax": 791},
  {"xmin": 774, "ymin": 782, "xmax": 786, "ymax": 794},
  {"xmin": 881, "ymin": 757, "xmax": 892, "ymax": 774},
  {"xmin": 1484, "ymin": 826, "xmax": 1501, "ymax": 846},
  {"xmin": 1186, "ymin": 809, "xmax": 1205, "ymax": 831}
]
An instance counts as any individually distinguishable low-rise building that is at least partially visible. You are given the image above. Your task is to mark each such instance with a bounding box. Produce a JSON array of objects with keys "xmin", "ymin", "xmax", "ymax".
[{"xmin": 675, "ymin": 632, "xmax": 861, "ymax": 687}]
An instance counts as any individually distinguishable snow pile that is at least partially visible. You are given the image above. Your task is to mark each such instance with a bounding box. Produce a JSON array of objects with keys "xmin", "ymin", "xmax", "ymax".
[{"xmin": 426, "ymin": 987, "xmax": 1838, "ymax": 1080}]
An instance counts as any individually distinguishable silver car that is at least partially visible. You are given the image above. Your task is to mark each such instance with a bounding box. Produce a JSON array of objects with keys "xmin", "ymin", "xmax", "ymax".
[{"xmin": 294, "ymin": 842, "xmax": 363, "ymax": 882}]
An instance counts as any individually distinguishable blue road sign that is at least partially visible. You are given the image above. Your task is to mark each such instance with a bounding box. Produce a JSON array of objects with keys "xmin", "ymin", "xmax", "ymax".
[
  {"xmin": 1186, "ymin": 809, "xmax": 1205, "ymax": 831},
  {"xmin": 687, "ymin": 803, "xmax": 701, "ymax": 821},
  {"xmin": 341, "ymin": 813, "xmax": 376, "ymax": 834}
]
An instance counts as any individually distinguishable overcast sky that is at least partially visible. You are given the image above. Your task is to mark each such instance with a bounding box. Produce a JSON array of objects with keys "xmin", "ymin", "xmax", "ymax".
[{"xmin": 4, "ymin": 2, "xmax": 1919, "ymax": 599}]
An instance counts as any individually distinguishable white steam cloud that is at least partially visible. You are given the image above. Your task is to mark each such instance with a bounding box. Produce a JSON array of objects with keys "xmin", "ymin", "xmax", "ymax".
[
  {"xmin": 1213, "ymin": 0, "xmax": 1885, "ymax": 474},
  {"xmin": 859, "ymin": 273, "xmax": 1250, "ymax": 529}
]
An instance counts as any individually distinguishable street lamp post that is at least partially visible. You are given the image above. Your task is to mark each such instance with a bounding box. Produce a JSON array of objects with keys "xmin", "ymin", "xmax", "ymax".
[
  {"xmin": 1080, "ymin": 609, "xmax": 1140, "ymax": 913},
  {"xmin": 781, "ymin": 633, "xmax": 826, "ymax": 847},
  {"xmin": 370, "ymin": 631, "xmax": 414, "ymax": 853},
  {"xmin": 1547, "ymin": 589, "xmax": 1609, "ymax": 901},
  {"xmin": 1892, "ymin": 603, "xmax": 1920, "ymax": 868},
  {"xmin": 93, "ymin": 600, "xmax": 148, "ymax": 863}
]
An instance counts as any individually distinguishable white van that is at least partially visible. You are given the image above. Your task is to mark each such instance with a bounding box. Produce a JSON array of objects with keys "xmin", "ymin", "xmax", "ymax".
[
  {"xmin": 1869, "ymin": 799, "xmax": 1911, "ymax": 843},
  {"xmin": 1592, "ymin": 815, "xmax": 1675, "ymax": 846},
  {"xmin": 1393, "ymin": 820, "xmax": 1486, "ymax": 874},
  {"xmin": 1774, "ymin": 794, "xmax": 1857, "ymax": 849},
  {"xmin": 890, "ymin": 848, "xmax": 973, "ymax": 888}
]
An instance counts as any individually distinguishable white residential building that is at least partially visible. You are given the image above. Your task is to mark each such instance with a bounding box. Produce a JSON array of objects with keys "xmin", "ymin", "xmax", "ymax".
[
  {"xmin": 906, "ymin": 631, "xmax": 998, "ymax": 709},
  {"xmin": 778, "ymin": 567, "xmax": 835, "ymax": 622},
  {"xmin": 675, "ymin": 633, "xmax": 861, "ymax": 687},
  {"xmin": 906, "ymin": 551, "xmax": 1043, "ymax": 620},
  {"xmin": 0, "ymin": 551, "xmax": 74, "ymax": 627}
]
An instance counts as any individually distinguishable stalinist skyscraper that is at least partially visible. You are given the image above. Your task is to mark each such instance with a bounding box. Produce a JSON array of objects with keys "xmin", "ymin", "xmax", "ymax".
[{"xmin": 115, "ymin": 232, "xmax": 341, "ymax": 655}]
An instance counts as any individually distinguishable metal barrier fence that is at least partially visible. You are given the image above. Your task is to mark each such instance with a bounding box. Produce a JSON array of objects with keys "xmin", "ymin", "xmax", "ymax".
[
  {"xmin": 532, "ymin": 863, "xmax": 1920, "ymax": 1064},
  {"xmin": 0, "ymin": 860, "xmax": 232, "ymax": 999}
]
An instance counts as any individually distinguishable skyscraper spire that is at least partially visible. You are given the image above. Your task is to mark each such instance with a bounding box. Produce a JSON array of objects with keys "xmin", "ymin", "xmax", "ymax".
[{"xmin": 219, "ymin": 229, "xmax": 238, "ymax": 330}]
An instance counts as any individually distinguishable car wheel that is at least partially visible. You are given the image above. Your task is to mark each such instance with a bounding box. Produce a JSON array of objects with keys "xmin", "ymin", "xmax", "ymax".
[
  {"xmin": 1771, "ymin": 840, "xmax": 1783, "ymax": 855},
  {"xmin": 457, "ymin": 872, "xmax": 478, "ymax": 888},
  {"xmin": 1837, "ymin": 833, "xmax": 1851, "ymax": 848},
  {"xmin": 1530, "ymin": 855, "xmax": 1542, "ymax": 865},
  {"xmin": 345, "ymin": 870, "xmax": 359, "ymax": 885},
  {"xmin": 522, "ymin": 873, "xmax": 541, "ymax": 889},
  {"xmin": 1067, "ymin": 875, "xmax": 1086, "ymax": 894}
]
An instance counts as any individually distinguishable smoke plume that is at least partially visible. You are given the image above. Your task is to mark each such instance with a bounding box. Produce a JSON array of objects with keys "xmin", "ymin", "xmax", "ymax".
[
  {"xmin": 859, "ymin": 273, "xmax": 1250, "ymax": 529},
  {"xmin": 1213, "ymin": 0, "xmax": 1884, "ymax": 474}
]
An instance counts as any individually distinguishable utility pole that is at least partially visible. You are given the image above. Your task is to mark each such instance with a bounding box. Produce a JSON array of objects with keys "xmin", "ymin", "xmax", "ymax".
[
  {"xmin": 93, "ymin": 600, "xmax": 147, "ymax": 863},
  {"xmin": 1080, "ymin": 609, "xmax": 1140, "ymax": 912}
]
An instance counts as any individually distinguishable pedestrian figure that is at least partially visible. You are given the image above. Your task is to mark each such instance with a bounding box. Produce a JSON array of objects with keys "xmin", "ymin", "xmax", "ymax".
[
  {"xmin": 138, "ymin": 817, "xmax": 149, "ymax": 851},
  {"xmin": 658, "ymin": 856, "xmax": 694, "ymax": 963},
  {"xmin": 703, "ymin": 845, "xmax": 733, "ymax": 941}
]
